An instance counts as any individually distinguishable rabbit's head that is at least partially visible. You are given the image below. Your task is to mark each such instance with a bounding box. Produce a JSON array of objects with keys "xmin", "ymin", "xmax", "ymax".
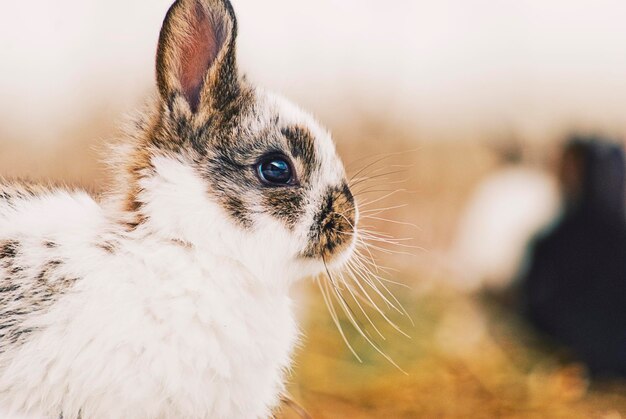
[{"xmin": 119, "ymin": 0, "xmax": 357, "ymax": 281}]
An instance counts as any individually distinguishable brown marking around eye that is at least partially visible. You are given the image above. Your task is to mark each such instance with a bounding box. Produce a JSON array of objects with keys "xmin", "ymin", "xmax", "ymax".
[{"xmin": 282, "ymin": 125, "xmax": 318, "ymax": 184}]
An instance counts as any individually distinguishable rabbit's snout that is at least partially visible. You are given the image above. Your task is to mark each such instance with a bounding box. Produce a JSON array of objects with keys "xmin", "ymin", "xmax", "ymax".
[{"xmin": 304, "ymin": 184, "xmax": 357, "ymax": 261}]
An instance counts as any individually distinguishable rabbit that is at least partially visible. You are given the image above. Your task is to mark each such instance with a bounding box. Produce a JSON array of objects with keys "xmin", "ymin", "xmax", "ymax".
[
  {"xmin": 449, "ymin": 165, "xmax": 559, "ymax": 291},
  {"xmin": 0, "ymin": 0, "xmax": 358, "ymax": 417},
  {"xmin": 521, "ymin": 136, "xmax": 626, "ymax": 377}
]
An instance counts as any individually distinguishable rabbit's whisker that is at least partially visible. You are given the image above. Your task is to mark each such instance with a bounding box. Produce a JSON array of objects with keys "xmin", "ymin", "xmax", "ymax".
[
  {"xmin": 326, "ymin": 268, "xmax": 407, "ymax": 374},
  {"xmin": 352, "ymin": 246, "xmax": 401, "ymax": 276},
  {"xmin": 352, "ymin": 253, "xmax": 414, "ymax": 326},
  {"xmin": 344, "ymin": 147, "xmax": 422, "ymax": 174},
  {"xmin": 349, "ymin": 170, "xmax": 409, "ymax": 189},
  {"xmin": 323, "ymin": 258, "xmax": 384, "ymax": 349},
  {"xmin": 316, "ymin": 152, "xmax": 417, "ymax": 372},
  {"xmin": 347, "ymin": 256, "xmax": 402, "ymax": 313},
  {"xmin": 357, "ymin": 190, "xmax": 408, "ymax": 209},
  {"xmin": 316, "ymin": 275, "xmax": 362, "ymax": 362},
  {"xmin": 347, "ymin": 154, "xmax": 400, "ymax": 182},
  {"xmin": 336, "ymin": 271, "xmax": 387, "ymax": 341},
  {"xmin": 360, "ymin": 215, "xmax": 419, "ymax": 229},
  {"xmin": 358, "ymin": 204, "xmax": 409, "ymax": 215},
  {"xmin": 343, "ymin": 264, "xmax": 409, "ymax": 338}
]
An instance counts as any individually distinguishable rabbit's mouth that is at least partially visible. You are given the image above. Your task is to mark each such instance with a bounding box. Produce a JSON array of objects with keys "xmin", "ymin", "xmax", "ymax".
[{"xmin": 301, "ymin": 183, "xmax": 357, "ymax": 262}]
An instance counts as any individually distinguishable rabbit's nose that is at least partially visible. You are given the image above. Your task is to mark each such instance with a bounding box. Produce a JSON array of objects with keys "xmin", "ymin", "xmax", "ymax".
[
  {"xmin": 324, "ymin": 183, "xmax": 355, "ymax": 233},
  {"xmin": 302, "ymin": 183, "xmax": 356, "ymax": 260}
]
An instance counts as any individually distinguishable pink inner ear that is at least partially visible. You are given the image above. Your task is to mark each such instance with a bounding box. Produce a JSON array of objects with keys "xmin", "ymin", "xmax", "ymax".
[{"xmin": 180, "ymin": 2, "xmax": 225, "ymax": 112}]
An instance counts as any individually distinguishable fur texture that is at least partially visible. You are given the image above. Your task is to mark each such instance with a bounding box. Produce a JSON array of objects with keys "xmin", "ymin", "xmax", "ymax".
[{"xmin": 0, "ymin": 0, "xmax": 357, "ymax": 417}]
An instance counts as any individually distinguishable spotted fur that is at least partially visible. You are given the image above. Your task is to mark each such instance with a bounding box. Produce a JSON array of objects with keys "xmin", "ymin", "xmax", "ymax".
[
  {"xmin": 0, "ymin": 238, "xmax": 76, "ymax": 354},
  {"xmin": 0, "ymin": 0, "xmax": 357, "ymax": 418},
  {"xmin": 0, "ymin": 181, "xmax": 53, "ymax": 209}
]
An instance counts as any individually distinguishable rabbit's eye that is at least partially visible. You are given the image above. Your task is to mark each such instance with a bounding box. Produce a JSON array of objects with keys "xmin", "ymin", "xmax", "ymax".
[{"xmin": 256, "ymin": 155, "xmax": 297, "ymax": 186}]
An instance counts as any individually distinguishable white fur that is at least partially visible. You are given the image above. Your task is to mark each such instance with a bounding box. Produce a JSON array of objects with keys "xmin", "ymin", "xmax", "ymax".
[
  {"xmin": 0, "ymin": 186, "xmax": 297, "ymax": 418},
  {"xmin": 0, "ymin": 92, "xmax": 355, "ymax": 418}
]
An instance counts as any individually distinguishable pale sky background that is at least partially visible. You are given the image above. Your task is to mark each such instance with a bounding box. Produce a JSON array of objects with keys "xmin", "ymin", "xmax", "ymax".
[{"xmin": 2, "ymin": 0, "xmax": 626, "ymax": 144}]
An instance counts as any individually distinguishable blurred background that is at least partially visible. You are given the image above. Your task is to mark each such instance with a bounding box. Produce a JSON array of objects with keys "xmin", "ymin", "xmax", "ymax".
[{"xmin": 2, "ymin": 0, "xmax": 626, "ymax": 417}]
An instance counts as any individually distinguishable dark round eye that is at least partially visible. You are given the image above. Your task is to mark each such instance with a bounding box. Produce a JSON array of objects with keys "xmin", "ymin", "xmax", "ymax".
[{"xmin": 256, "ymin": 155, "xmax": 295, "ymax": 186}]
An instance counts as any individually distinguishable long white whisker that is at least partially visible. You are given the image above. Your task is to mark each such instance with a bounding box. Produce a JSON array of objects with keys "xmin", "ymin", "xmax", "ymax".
[
  {"xmin": 348, "ymin": 256, "xmax": 403, "ymax": 314},
  {"xmin": 317, "ymin": 276, "xmax": 362, "ymax": 362},
  {"xmin": 336, "ymin": 271, "xmax": 386, "ymax": 341},
  {"xmin": 352, "ymin": 253, "xmax": 415, "ymax": 327},
  {"xmin": 356, "ymin": 190, "xmax": 407, "ymax": 209},
  {"xmin": 329, "ymin": 274, "xmax": 408, "ymax": 374},
  {"xmin": 358, "ymin": 203, "xmax": 409, "ymax": 215},
  {"xmin": 351, "ymin": 252, "xmax": 410, "ymax": 288},
  {"xmin": 344, "ymin": 264, "xmax": 411, "ymax": 339},
  {"xmin": 361, "ymin": 215, "xmax": 419, "ymax": 229}
]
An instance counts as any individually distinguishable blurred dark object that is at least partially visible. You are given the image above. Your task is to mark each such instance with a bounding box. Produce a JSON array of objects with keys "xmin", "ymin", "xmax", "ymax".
[{"xmin": 521, "ymin": 135, "xmax": 626, "ymax": 378}]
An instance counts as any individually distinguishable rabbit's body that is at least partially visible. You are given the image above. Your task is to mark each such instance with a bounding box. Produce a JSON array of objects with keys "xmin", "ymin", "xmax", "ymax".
[
  {"xmin": 0, "ymin": 177, "xmax": 297, "ymax": 418},
  {"xmin": 0, "ymin": 0, "xmax": 358, "ymax": 417}
]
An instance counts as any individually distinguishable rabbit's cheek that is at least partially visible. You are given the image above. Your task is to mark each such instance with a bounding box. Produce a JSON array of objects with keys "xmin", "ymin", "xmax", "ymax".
[
  {"xmin": 260, "ymin": 189, "xmax": 307, "ymax": 230},
  {"xmin": 222, "ymin": 195, "xmax": 254, "ymax": 229}
]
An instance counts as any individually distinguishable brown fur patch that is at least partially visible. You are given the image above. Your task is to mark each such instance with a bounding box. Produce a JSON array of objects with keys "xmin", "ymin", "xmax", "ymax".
[
  {"xmin": 224, "ymin": 195, "xmax": 253, "ymax": 228},
  {"xmin": 0, "ymin": 241, "xmax": 77, "ymax": 350},
  {"xmin": 282, "ymin": 125, "xmax": 317, "ymax": 185},
  {"xmin": 303, "ymin": 184, "xmax": 356, "ymax": 260},
  {"xmin": 261, "ymin": 188, "xmax": 306, "ymax": 230},
  {"xmin": 96, "ymin": 242, "xmax": 116, "ymax": 254},
  {"xmin": 0, "ymin": 240, "xmax": 19, "ymax": 260},
  {"xmin": 0, "ymin": 180, "xmax": 54, "ymax": 208},
  {"xmin": 124, "ymin": 146, "xmax": 152, "ymax": 214}
]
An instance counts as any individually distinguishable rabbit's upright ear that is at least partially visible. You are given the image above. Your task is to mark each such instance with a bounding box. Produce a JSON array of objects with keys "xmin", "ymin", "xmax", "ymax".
[{"xmin": 156, "ymin": 0, "xmax": 238, "ymax": 113}]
